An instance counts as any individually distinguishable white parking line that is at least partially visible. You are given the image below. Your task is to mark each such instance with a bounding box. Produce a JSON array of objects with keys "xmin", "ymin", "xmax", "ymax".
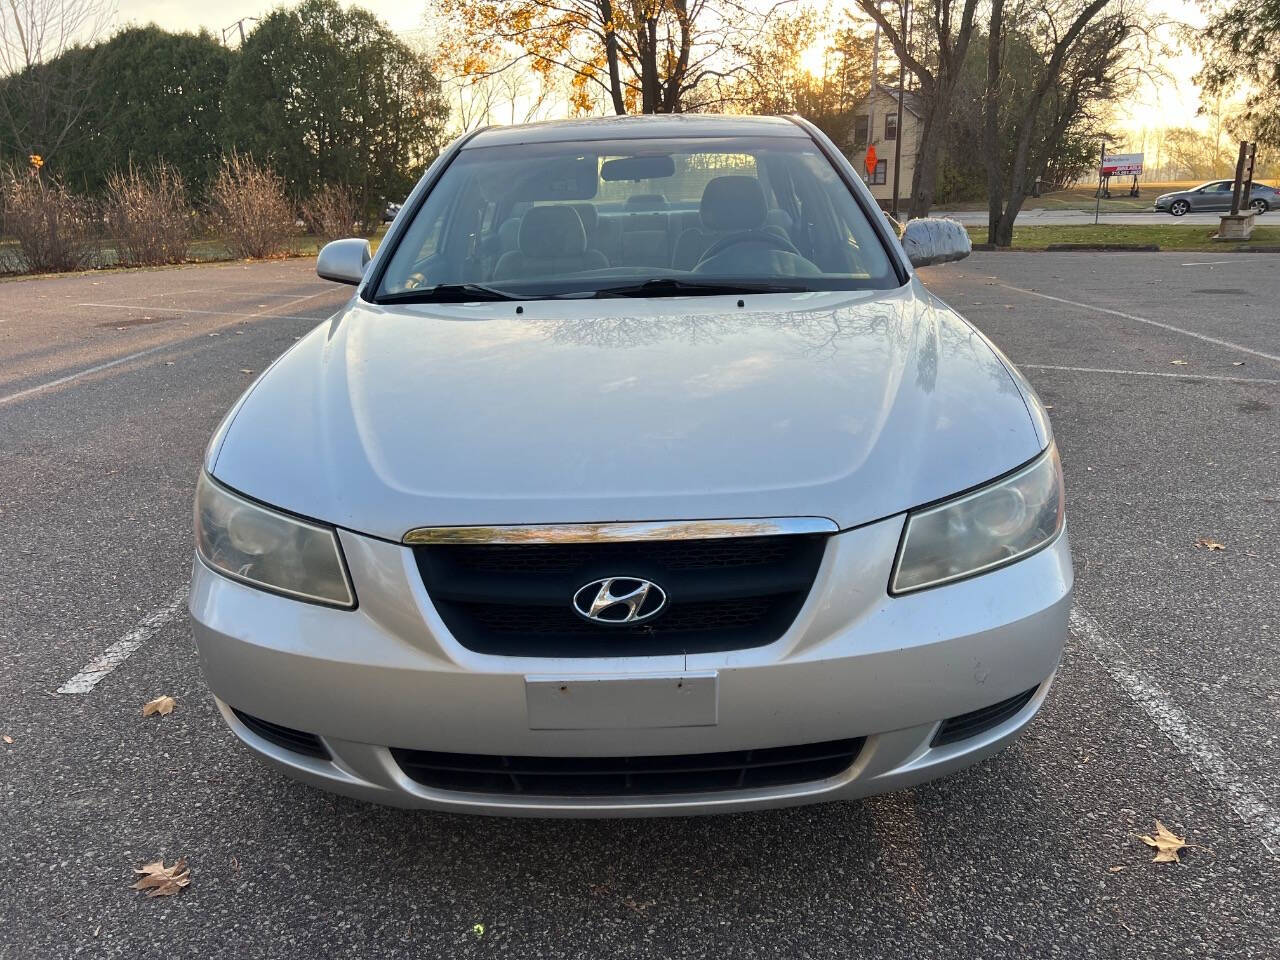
[
  {"xmin": 1024, "ymin": 363, "xmax": 1280, "ymax": 385},
  {"xmin": 77, "ymin": 302, "xmax": 332, "ymax": 322},
  {"xmin": 1, "ymin": 290, "xmax": 340, "ymax": 406},
  {"xmin": 57, "ymin": 585, "xmax": 190, "ymax": 694},
  {"xmin": 995, "ymin": 282, "xmax": 1280, "ymax": 364},
  {"xmin": 1070, "ymin": 606, "xmax": 1280, "ymax": 856},
  {"xmin": 1181, "ymin": 259, "xmax": 1260, "ymax": 266},
  {"xmin": 0, "ymin": 342, "xmax": 176, "ymax": 406}
]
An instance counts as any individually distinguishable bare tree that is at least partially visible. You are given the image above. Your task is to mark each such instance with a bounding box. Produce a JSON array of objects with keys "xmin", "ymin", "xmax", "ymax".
[
  {"xmin": 983, "ymin": 0, "xmax": 1152, "ymax": 245},
  {"xmin": 0, "ymin": 0, "xmax": 116, "ymax": 161},
  {"xmin": 854, "ymin": 0, "xmax": 980, "ymax": 219}
]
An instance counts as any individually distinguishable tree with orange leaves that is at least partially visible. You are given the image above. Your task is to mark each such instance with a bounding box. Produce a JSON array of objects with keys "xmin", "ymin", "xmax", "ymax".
[{"xmin": 435, "ymin": 0, "xmax": 796, "ymax": 115}]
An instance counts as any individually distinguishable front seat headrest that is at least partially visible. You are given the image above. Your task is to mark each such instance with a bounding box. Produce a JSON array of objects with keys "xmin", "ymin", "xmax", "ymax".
[
  {"xmin": 569, "ymin": 203, "xmax": 598, "ymax": 235},
  {"xmin": 701, "ymin": 176, "xmax": 767, "ymax": 232},
  {"xmin": 519, "ymin": 206, "xmax": 587, "ymax": 258}
]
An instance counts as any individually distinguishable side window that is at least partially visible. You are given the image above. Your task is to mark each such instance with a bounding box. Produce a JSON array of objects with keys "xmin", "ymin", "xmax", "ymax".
[
  {"xmin": 852, "ymin": 114, "xmax": 870, "ymax": 148},
  {"xmin": 884, "ymin": 115, "xmax": 897, "ymax": 141}
]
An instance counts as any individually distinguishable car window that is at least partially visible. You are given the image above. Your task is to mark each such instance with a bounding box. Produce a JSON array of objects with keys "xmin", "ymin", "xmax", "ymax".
[{"xmin": 374, "ymin": 135, "xmax": 898, "ymax": 300}]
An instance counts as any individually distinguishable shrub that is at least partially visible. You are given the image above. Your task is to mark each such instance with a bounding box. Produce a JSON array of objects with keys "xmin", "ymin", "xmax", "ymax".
[
  {"xmin": 207, "ymin": 152, "xmax": 294, "ymax": 259},
  {"xmin": 301, "ymin": 183, "xmax": 363, "ymax": 242},
  {"xmin": 105, "ymin": 162, "xmax": 192, "ymax": 266},
  {"xmin": 1, "ymin": 166, "xmax": 98, "ymax": 274}
]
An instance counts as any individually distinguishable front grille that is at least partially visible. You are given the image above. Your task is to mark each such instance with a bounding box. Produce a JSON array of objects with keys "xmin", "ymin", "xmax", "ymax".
[
  {"xmin": 231, "ymin": 708, "xmax": 330, "ymax": 760},
  {"xmin": 392, "ymin": 738, "xmax": 865, "ymax": 797},
  {"xmin": 414, "ymin": 534, "xmax": 828, "ymax": 657},
  {"xmin": 932, "ymin": 686, "xmax": 1039, "ymax": 747}
]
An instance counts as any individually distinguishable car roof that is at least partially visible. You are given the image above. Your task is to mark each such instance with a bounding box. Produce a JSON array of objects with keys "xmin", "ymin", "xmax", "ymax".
[{"xmin": 464, "ymin": 114, "xmax": 808, "ymax": 149}]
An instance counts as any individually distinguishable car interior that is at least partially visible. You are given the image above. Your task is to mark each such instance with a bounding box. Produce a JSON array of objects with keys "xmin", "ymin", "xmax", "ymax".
[{"xmin": 375, "ymin": 137, "xmax": 898, "ymax": 297}]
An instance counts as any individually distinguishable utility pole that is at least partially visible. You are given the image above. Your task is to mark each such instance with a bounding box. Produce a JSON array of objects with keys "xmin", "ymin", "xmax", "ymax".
[
  {"xmin": 1094, "ymin": 136, "xmax": 1110, "ymax": 226},
  {"xmin": 866, "ymin": 21, "xmax": 880, "ymax": 184},
  {"xmin": 222, "ymin": 17, "xmax": 258, "ymax": 47},
  {"xmin": 890, "ymin": 0, "xmax": 909, "ymax": 219}
]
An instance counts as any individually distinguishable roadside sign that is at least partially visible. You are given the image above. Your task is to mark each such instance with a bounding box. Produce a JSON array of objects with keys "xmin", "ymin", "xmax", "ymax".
[
  {"xmin": 1101, "ymin": 152, "xmax": 1144, "ymax": 176},
  {"xmin": 864, "ymin": 144, "xmax": 878, "ymax": 175}
]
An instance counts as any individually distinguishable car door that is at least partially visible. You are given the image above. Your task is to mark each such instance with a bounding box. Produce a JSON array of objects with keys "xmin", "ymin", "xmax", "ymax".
[{"xmin": 1198, "ymin": 181, "xmax": 1235, "ymax": 211}]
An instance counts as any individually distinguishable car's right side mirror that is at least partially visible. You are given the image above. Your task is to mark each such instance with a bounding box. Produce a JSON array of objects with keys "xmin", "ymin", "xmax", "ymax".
[
  {"xmin": 317, "ymin": 238, "xmax": 372, "ymax": 285},
  {"xmin": 900, "ymin": 217, "xmax": 971, "ymax": 268}
]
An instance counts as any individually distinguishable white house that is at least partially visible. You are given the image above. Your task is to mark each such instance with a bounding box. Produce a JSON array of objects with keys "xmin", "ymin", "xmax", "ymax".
[{"xmin": 848, "ymin": 84, "xmax": 924, "ymax": 210}]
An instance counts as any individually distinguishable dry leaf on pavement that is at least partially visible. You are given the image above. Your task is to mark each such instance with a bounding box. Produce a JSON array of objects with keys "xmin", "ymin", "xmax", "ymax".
[
  {"xmin": 1139, "ymin": 821, "xmax": 1188, "ymax": 863},
  {"xmin": 1170, "ymin": 359, "xmax": 1188, "ymax": 365},
  {"xmin": 142, "ymin": 695, "xmax": 176, "ymax": 717},
  {"xmin": 1195, "ymin": 538, "xmax": 1226, "ymax": 551},
  {"xmin": 132, "ymin": 858, "xmax": 190, "ymax": 897},
  {"xmin": 2, "ymin": 735, "xmax": 12, "ymax": 744}
]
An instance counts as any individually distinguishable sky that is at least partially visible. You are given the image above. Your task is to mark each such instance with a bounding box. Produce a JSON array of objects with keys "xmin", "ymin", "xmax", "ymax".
[{"xmin": 115, "ymin": 0, "xmax": 1211, "ymax": 145}]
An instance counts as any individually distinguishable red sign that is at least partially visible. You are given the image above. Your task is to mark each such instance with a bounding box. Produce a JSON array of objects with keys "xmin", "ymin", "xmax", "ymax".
[{"xmin": 864, "ymin": 144, "xmax": 878, "ymax": 174}]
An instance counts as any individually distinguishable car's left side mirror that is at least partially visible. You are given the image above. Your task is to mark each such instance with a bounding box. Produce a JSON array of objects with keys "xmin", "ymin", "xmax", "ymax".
[
  {"xmin": 899, "ymin": 217, "xmax": 971, "ymax": 268},
  {"xmin": 317, "ymin": 238, "xmax": 372, "ymax": 285}
]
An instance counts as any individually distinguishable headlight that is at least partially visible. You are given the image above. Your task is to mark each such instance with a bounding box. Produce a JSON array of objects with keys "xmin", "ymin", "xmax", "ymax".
[
  {"xmin": 194, "ymin": 472, "xmax": 355, "ymax": 608},
  {"xmin": 891, "ymin": 445, "xmax": 1064, "ymax": 594}
]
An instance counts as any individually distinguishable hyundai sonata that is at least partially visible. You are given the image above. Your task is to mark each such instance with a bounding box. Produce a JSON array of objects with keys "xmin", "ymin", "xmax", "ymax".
[{"xmin": 191, "ymin": 114, "xmax": 1071, "ymax": 816}]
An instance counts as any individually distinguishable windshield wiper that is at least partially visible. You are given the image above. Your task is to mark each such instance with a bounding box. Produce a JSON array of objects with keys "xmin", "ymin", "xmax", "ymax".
[
  {"xmin": 591, "ymin": 277, "xmax": 810, "ymax": 299},
  {"xmin": 376, "ymin": 283, "xmax": 524, "ymax": 304}
]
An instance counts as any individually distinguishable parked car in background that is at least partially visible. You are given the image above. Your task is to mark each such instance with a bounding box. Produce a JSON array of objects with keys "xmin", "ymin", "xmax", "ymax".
[
  {"xmin": 381, "ymin": 201, "xmax": 402, "ymax": 223},
  {"xmin": 1155, "ymin": 180, "xmax": 1277, "ymax": 216},
  {"xmin": 192, "ymin": 114, "xmax": 1069, "ymax": 817}
]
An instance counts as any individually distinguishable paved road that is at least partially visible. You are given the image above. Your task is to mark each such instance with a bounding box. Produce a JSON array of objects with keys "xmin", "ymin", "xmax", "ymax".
[
  {"xmin": 933, "ymin": 207, "xmax": 1259, "ymax": 227},
  {"xmin": 1, "ymin": 255, "xmax": 1277, "ymax": 958}
]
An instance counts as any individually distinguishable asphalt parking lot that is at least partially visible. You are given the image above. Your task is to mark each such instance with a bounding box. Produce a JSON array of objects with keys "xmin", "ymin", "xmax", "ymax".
[{"xmin": 1, "ymin": 252, "xmax": 1277, "ymax": 958}]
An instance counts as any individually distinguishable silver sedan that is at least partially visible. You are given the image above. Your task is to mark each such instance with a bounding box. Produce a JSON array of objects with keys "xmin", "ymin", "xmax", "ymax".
[
  {"xmin": 190, "ymin": 114, "xmax": 1071, "ymax": 817},
  {"xmin": 1154, "ymin": 179, "xmax": 1277, "ymax": 216}
]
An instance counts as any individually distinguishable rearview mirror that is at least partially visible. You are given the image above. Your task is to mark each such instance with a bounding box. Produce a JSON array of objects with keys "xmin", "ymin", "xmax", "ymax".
[
  {"xmin": 899, "ymin": 218, "xmax": 971, "ymax": 268},
  {"xmin": 601, "ymin": 155, "xmax": 675, "ymax": 182},
  {"xmin": 317, "ymin": 238, "xmax": 372, "ymax": 285}
]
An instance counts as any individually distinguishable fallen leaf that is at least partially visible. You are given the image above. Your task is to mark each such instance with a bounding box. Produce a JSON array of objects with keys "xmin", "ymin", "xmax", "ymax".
[
  {"xmin": 1109, "ymin": 865, "xmax": 1126, "ymax": 873},
  {"xmin": 240, "ymin": 369, "xmax": 253, "ymax": 374},
  {"xmin": 1169, "ymin": 359, "xmax": 1188, "ymax": 365},
  {"xmin": 1195, "ymin": 538, "xmax": 1226, "ymax": 551},
  {"xmin": 142, "ymin": 695, "xmax": 176, "ymax": 717},
  {"xmin": 1232, "ymin": 361, "xmax": 1244, "ymax": 366},
  {"xmin": 471, "ymin": 923, "xmax": 485, "ymax": 939},
  {"xmin": 1139, "ymin": 820, "xmax": 1187, "ymax": 863},
  {"xmin": 2, "ymin": 735, "xmax": 12, "ymax": 744},
  {"xmin": 131, "ymin": 858, "xmax": 190, "ymax": 897}
]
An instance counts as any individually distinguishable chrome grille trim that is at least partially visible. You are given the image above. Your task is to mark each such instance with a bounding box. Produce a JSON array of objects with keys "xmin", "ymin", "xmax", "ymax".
[{"xmin": 403, "ymin": 517, "xmax": 838, "ymax": 546}]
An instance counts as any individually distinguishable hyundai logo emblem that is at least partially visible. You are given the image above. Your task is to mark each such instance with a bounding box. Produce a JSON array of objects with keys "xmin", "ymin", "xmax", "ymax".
[{"xmin": 572, "ymin": 577, "xmax": 668, "ymax": 625}]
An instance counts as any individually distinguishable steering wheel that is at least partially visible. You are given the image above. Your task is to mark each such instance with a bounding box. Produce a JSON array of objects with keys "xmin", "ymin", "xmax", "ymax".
[{"xmin": 694, "ymin": 229, "xmax": 802, "ymax": 269}]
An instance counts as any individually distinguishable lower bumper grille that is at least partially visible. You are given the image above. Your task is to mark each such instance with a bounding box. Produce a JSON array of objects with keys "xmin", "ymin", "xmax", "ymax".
[
  {"xmin": 231, "ymin": 708, "xmax": 330, "ymax": 760},
  {"xmin": 932, "ymin": 686, "xmax": 1039, "ymax": 747},
  {"xmin": 392, "ymin": 738, "xmax": 865, "ymax": 797}
]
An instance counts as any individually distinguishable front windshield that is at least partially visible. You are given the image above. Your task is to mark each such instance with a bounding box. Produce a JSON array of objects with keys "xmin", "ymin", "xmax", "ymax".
[{"xmin": 374, "ymin": 135, "xmax": 899, "ymax": 300}]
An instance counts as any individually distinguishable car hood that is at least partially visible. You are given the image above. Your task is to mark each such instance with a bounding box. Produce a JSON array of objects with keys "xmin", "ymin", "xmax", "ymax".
[{"xmin": 209, "ymin": 281, "xmax": 1045, "ymax": 540}]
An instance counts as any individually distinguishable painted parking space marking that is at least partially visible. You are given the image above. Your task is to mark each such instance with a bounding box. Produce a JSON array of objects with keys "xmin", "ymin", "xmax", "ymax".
[
  {"xmin": 77, "ymin": 303, "xmax": 333, "ymax": 323},
  {"xmin": 1024, "ymin": 363, "xmax": 1280, "ymax": 385},
  {"xmin": 2, "ymin": 290, "xmax": 341, "ymax": 406},
  {"xmin": 0, "ymin": 341, "xmax": 177, "ymax": 406},
  {"xmin": 1070, "ymin": 606, "xmax": 1280, "ymax": 857},
  {"xmin": 57, "ymin": 585, "xmax": 190, "ymax": 694},
  {"xmin": 994, "ymin": 282, "xmax": 1280, "ymax": 364}
]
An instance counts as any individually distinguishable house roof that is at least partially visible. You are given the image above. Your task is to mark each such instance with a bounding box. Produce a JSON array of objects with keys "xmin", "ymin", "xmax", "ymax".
[{"xmin": 865, "ymin": 84, "xmax": 925, "ymax": 119}]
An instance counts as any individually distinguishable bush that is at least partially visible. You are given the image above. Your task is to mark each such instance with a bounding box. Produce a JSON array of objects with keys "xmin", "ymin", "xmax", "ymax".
[
  {"xmin": 207, "ymin": 152, "xmax": 294, "ymax": 259},
  {"xmin": 301, "ymin": 183, "xmax": 363, "ymax": 242},
  {"xmin": 1, "ymin": 167, "xmax": 98, "ymax": 274},
  {"xmin": 104, "ymin": 162, "xmax": 192, "ymax": 266}
]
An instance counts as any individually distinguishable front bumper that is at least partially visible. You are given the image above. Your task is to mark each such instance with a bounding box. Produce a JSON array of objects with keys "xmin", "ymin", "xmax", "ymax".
[{"xmin": 190, "ymin": 515, "xmax": 1073, "ymax": 817}]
